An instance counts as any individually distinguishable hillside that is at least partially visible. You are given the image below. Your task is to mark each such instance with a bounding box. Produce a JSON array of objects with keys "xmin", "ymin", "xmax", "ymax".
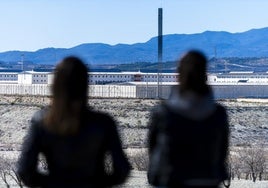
[
  {"xmin": 0, "ymin": 96, "xmax": 268, "ymax": 187},
  {"xmin": 104, "ymin": 57, "xmax": 268, "ymax": 72},
  {"xmin": 1, "ymin": 27, "xmax": 268, "ymax": 66}
]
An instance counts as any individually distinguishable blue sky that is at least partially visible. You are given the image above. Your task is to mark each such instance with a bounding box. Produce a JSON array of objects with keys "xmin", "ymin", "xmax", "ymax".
[{"xmin": 0, "ymin": 0, "xmax": 268, "ymax": 52}]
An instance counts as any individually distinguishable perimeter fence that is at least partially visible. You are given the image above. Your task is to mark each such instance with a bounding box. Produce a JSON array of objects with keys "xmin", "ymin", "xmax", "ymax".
[{"xmin": 0, "ymin": 84, "xmax": 268, "ymax": 99}]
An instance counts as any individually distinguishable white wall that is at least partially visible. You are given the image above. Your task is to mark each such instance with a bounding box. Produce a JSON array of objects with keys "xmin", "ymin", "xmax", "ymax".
[
  {"xmin": 18, "ymin": 74, "xmax": 33, "ymax": 84},
  {"xmin": 0, "ymin": 84, "xmax": 137, "ymax": 98},
  {"xmin": 47, "ymin": 74, "xmax": 54, "ymax": 85},
  {"xmin": 0, "ymin": 84, "xmax": 51, "ymax": 95},
  {"xmin": 88, "ymin": 85, "xmax": 136, "ymax": 98}
]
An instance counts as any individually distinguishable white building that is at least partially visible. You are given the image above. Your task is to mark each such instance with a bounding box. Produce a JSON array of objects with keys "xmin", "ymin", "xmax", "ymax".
[
  {"xmin": 17, "ymin": 71, "xmax": 53, "ymax": 85},
  {"xmin": 0, "ymin": 72, "xmax": 18, "ymax": 84},
  {"xmin": 0, "ymin": 70, "xmax": 268, "ymax": 85},
  {"xmin": 0, "ymin": 70, "xmax": 268, "ymax": 98}
]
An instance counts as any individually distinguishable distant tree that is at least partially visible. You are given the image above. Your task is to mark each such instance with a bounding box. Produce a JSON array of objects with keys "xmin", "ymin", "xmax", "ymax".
[
  {"xmin": 229, "ymin": 150, "xmax": 243, "ymax": 180},
  {"xmin": 237, "ymin": 145, "xmax": 266, "ymax": 182},
  {"xmin": 38, "ymin": 154, "xmax": 48, "ymax": 173},
  {"xmin": 0, "ymin": 156, "xmax": 24, "ymax": 188},
  {"xmin": 0, "ymin": 157, "xmax": 11, "ymax": 188},
  {"xmin": 104, "ymin": 152, "xmax": 113, "ymax": 174},
  {"xmin": 129, "ymin": 150, "xmax": 148, "ymax": 171},
  {"xmin": 7, "ymin": 166, "xmax": 24, "ymax": 188},
  {"xmin": 255, "ymin": 144, "xmax": 266, "ymax": 181}
]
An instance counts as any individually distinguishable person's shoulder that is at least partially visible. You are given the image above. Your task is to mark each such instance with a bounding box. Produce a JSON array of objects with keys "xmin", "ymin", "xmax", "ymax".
[
  {"xmin": 85, "ymin": 109, "xmax": 117, "ymax": 133},
  {"xmin": 149, "ymin": 102, "xmax": 173, "ymax": 124},
  {"xmin": 214, "ymin": 103, "xmax": 227, "ymax": 114},
  {"xmin": 27, "ymin": 107, "xmax": 49, "ymax": 136},
  {"xmin": 31, "ymin": 106, "xmax": 49, "ymax": 125},
  {"xmin": 151, "ymin": 101, "xmax": 167, "ymax": 114},
  {"xmin": 214, "ymin": 103, "xmax": 229, "ymax": 126},
  {"xmin": 87, "ymin": 108, "xmax": 115, "ymax": 123}
]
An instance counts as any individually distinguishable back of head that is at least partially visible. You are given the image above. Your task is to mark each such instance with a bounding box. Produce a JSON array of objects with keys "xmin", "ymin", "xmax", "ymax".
[
  {"xmin": 177, "ymin": 50, "xmax": 210, "ymax": 96},
  {"xmin": 52, "ymin": 56, "xmax": 88, "ymax": 103},
  {"xmin": 45, "ymin": 56, "xmax": 89, "ymax": 135}
]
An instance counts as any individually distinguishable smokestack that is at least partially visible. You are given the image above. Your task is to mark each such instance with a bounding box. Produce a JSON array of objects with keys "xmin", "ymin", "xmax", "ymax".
[
  {"xmin": 157, "ymin": 8, "xmax": 163, "ymax": 98},
  {"xmin": 158, "ymin": 8, "xmax": 163, "ymax": 63}
]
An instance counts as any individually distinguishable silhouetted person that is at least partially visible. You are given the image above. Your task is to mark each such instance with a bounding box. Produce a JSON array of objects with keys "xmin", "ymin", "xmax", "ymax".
[
  {"xmin": 148, "ymin": 50, "xmax": 229, "ymax": 188},
  {"xmin": 17, "ymin": 56, "xmax": 130, "ymax": 188}
]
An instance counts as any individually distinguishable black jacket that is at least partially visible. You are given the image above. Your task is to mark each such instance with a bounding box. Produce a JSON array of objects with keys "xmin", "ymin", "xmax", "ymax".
[
  {"xmin": 148, "ymin": 90, "xmax": 229, "ymax": 187},
  {"xmin": 17, "ymin": 108, "xmax": 130, "ymax": 188}
]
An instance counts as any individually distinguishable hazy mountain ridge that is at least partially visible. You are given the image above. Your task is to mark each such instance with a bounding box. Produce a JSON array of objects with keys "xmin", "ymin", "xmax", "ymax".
[
  {"xmin": 111, "ymin": 57, "xmax": 268, "ymax": 72},
  {"xmin": 1, "ymin": 27, "xmax": 268, "ymax": 65}
]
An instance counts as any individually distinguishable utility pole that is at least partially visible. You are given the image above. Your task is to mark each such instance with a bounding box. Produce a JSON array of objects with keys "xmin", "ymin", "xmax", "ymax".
[
  {"xmin": 157, "ymin": 7, "xmax": 163, "ymax": 98},
  {"xmin": 21, "ymin": 54, "xmax": 24, "ymax": 71}
]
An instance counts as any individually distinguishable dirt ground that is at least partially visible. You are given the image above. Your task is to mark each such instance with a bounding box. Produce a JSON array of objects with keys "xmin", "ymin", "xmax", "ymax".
[{"xmin": 0, "ymin": 95, "xmax": 268, "ymax": 187}]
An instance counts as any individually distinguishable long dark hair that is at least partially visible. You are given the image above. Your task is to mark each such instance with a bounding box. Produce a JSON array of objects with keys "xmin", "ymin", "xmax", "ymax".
[
  {"xmin": 177, "ymin": 50, "xmax": 211, "ymax": 95},
  {"xmin": 44, "ymin": 56, "xmax": 89, "ymax": 135}
]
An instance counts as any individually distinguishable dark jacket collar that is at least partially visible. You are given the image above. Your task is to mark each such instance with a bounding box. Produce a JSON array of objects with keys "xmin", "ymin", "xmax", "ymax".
[{"xmin": 166, "ymin": 86, "xmax": 216, "ymax": 120}]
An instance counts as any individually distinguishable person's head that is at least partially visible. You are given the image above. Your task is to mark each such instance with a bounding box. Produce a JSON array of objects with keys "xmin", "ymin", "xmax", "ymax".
[
  {"xmin": 177, "ymin": 50, "xmax": 210, "ymax": 95},
  {"xmin": 52, "ymin": 56, "xmax": 89, "ymax": 104},
  {"xmin": 44, "ymin": 56, "xmax": 89, "ymax": 135}
]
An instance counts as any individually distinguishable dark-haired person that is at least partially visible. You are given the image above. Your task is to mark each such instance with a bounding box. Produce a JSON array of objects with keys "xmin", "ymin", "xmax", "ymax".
[
  {"xmin": 17, "ymin": 56, "xmax": 130, "ymax": 188},
  {"xmin": 148, "ymin": 50, "xmax": 229, "ymax": 188}
]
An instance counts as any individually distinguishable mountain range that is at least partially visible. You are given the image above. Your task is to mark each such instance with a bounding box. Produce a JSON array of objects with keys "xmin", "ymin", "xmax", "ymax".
[{"xmin": 1, "ymin": 27, "xmax": 268, "ymax": 65}]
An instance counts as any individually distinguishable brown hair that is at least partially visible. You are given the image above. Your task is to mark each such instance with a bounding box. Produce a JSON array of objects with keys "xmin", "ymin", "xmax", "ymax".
[
  {"xmin": 177, "ymin": 50, "xmax": 210, "ymax": 95},
  {"xmin": 44, "ymin": 56, "xmax": 89, "ymax": 135}
]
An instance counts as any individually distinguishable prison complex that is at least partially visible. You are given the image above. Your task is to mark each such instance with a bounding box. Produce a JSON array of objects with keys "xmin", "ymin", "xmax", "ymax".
[{"xmin": 0, "ymin": 71, "xmax": 268, "ymax": 99}]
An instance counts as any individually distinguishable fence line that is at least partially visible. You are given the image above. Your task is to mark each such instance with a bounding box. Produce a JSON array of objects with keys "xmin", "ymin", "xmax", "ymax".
[
  {"xmin": 0, "ymin": 84, "xmax": 138, "ymax": 98},
  {"xmin": 0, "ymin": 84, "xmax": 268, "ymax": 99}
]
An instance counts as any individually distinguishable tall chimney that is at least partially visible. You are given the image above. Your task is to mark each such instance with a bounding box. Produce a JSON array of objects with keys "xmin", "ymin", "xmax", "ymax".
[{"xmin": 157, "ymin": 8, "xmax": 163, "ymax": 98}]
